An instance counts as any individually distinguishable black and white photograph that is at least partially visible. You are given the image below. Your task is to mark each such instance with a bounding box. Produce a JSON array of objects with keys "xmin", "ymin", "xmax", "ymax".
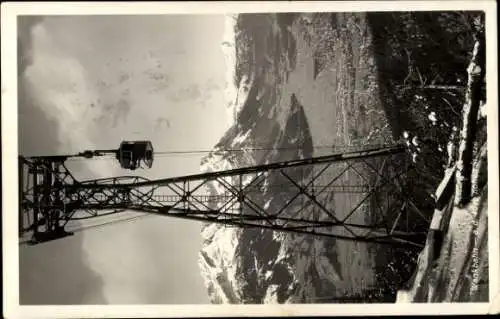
[{"xmin": 2, "ymin": 1, "xmax": 499, "ymax": 317}]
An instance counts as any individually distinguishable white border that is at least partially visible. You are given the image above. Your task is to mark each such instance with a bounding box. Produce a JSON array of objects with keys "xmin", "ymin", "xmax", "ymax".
[{"xmin": 2, "ymin": 1, "xmax": 498, "ymax": 317}]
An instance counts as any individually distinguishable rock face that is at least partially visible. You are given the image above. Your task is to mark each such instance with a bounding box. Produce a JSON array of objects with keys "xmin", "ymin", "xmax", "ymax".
[
  {"xmin": 198, "ymin": 89, "xmax": 345, "ymax": 303},
  {"xmin": 198, "ymin": 93, "xmax": 316, "ymax": 303},
  {"xmin": 198, "ymin": 11, "xmax": 485, "ymax": 305},
  {"xmin": 197, "ymin": 14, "xmax": 346, "ymax": 304},
  {"xmin": 197, "ymin": 12, "xmax": 397, "ymax": 304}
]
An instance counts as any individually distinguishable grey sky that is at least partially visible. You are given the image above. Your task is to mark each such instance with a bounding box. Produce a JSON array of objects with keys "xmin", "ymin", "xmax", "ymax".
[{"xmin": 18, "ymin": 15, "xmax": 232, "ymax": 304}]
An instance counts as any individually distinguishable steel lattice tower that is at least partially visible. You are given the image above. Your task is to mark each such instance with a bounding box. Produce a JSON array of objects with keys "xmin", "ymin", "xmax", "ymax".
[{"xmin": 18, "ymin": 142, "xmax": 431, "ymax": 247}]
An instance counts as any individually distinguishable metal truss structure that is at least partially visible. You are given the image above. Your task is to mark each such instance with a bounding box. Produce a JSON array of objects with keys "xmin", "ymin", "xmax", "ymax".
[{"xmin": 18, "ymin": 144, "xmax": 431, "ymax": 247}]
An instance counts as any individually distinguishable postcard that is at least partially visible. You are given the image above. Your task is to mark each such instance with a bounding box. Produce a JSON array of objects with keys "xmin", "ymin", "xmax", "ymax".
[{"xmin": 2, "ymin": 1, "xmax": 498, "ymax": 317}]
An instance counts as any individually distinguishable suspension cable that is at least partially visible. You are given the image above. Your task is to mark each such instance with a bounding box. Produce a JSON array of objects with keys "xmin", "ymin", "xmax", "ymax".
[
  {"xmin": 64, "ymin": 144, "xmax": 383, "ymax": 162},
  {"xmin": 69, "ymin": 213, "xmax": 152, "ymax": 234},
  {"xmin": 19, "ymin": 213, "xmax": 154, "ymax": 246},
  {"xmin": 23, "ymin": 142, "xmax": 401, "ymax": 241}
]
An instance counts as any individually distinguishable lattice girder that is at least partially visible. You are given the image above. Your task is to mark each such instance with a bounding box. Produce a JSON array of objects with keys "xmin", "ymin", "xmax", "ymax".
[{"xmin": 19, "ymin": 145, "xmax": 431, "ymax": 247}]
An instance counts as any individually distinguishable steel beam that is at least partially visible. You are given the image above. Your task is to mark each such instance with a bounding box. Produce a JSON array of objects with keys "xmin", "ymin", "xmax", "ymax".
[{"xmin": 18, "ymin": 144, "xmax": 430, "ymax": 247}]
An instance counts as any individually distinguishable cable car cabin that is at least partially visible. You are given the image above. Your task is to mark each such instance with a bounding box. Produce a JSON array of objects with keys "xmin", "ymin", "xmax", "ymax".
[{"xmin": 116, "ymin": 141, "xmax": 154, "ymax": 170}]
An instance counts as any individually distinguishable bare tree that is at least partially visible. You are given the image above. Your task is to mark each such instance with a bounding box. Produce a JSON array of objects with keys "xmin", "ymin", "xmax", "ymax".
[{"xmin": 454, "ymin": 22, "xmax": 485, "ymax": 206}]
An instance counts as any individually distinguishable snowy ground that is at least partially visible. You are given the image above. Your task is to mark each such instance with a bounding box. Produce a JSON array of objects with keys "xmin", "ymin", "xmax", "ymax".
[{"xmin": 397, "ymin": 167, "xmax": 489, "ymax": 302}]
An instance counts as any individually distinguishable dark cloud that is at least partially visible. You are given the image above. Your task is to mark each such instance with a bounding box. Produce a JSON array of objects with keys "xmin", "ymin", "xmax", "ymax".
[
  {"xmin": 17, "ymin": 16, "xmax": 107, "ymax": 304},
  {"xmin": 155, "ymin": 117, "xmax": 171, "ymax": 132},
  {"xmin": 15, "ymin": 15, "xmax": 225, "ymax": 304},
  {"xmin": 112, "ymin": 98, "xmax": 132, "ymax": 128},
  {"xmin": 93, "ymin": 98, "xmax": 132, "ymax": 129},
  {"xmin": 17, "ymin": 16, "xmax": 44, "ymax": 75},
  {"xmin": 168, "ymin": 84, "xmax": 202, "ymax": 102},
  {"xmin": 19, "ymin": 237, "xmax": 107, "ymax": 305}
]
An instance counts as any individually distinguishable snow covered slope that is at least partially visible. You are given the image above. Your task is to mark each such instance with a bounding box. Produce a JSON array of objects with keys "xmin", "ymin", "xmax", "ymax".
[
  {"xmin": 198, "ymin": 13, "xmax": 329, "ymax": 303},
  {"xmin": 198, "ymin": 13, "xmax": 394, "ymax": 304}
]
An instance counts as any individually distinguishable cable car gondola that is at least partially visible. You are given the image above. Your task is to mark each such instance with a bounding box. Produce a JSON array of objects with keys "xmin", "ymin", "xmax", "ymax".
[{"xmin": 116, "ymin": 140, "xmax": 154, "ymax": 170}]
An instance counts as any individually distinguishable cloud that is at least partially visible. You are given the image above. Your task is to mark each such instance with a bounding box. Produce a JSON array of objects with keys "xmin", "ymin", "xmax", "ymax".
[
  {"xmin": 25, "ymin": 24, "xmax": 96, "ymax": 152},
  {"xmin": 18, "ymin": 16, "xmax": 108, "ymax": 304},
  {"xmin": 17, "ymin": 16, "xmax": 44, "ymax": 75},
  {"xmin": 23, "ymin": 22, "xmax": 121, "ymax": 176},
  {"xmin": 17, "ymin": 15, "xmax": 229, "ymax": 304}
]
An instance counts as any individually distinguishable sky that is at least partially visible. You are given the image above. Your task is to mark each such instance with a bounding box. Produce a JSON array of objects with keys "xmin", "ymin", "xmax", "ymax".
[{"xmin": 18, "ymin": 14, "xmax": 234, "ymax": 304}]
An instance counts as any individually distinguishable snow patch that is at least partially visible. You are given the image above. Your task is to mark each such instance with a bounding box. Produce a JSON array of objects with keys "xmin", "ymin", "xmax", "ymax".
[
  {"xmin": 428, "ymin": 111, "xmax": 438, "ymax": 125},
  {"xmin": 231, "ymin": 129, "xmax": 252, "ymax": 147},
  {"xmin": 264, "ymin": 284, "xmax": 280, "ymax": 303},
  {"xmin": 265, "ymin": 270, "xmax": 273, "ymax": 280},
  {"xmin": 264, "ymin": 199, "xmax": 272, "ymax": 210},
  {"xmin": 478, "ymin": 101, "xmax": 487, "ymax": 119}
]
